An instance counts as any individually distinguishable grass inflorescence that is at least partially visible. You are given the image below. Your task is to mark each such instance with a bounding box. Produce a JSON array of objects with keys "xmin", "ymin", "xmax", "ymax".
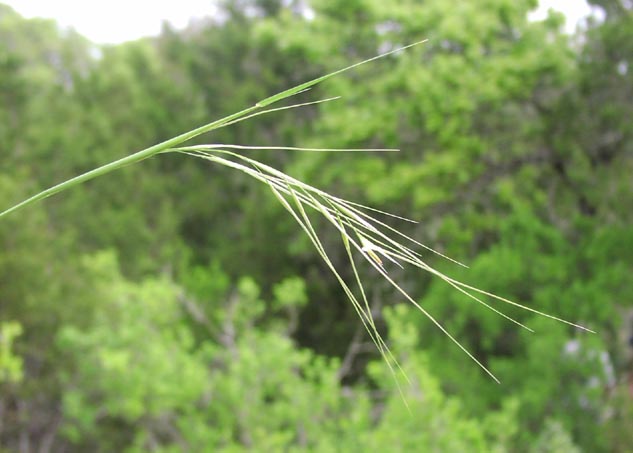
[{"xmin": 0, "ymin": 39, "xmax": 593, "ymax": 384}]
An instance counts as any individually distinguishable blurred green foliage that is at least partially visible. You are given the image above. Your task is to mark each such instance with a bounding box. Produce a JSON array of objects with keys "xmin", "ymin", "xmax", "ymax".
[{"xmin": 1, "ymin": 0, "xmax": 632, "ymax": 450}]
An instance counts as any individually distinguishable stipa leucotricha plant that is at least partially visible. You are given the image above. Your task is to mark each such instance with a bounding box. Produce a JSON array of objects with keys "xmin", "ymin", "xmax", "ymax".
[{"xmin": 0, "ymin": 40, "xmax": 592, "ymax": 384}]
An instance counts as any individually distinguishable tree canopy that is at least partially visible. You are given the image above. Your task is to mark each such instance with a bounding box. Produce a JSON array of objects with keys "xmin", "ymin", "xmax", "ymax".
[{"xmin": 1, "ymin": 0, "xmax": 632, "ymax": 451}]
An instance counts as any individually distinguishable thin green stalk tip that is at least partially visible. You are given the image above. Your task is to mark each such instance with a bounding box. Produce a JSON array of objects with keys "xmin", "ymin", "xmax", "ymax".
[{"xmin": 1, "ymin": 40, "xmax": 427, "ymax": 219}]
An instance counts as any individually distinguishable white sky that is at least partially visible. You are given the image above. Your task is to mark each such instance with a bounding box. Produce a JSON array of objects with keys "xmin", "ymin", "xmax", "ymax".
[{"xmin": 3, "ymin": 0, "xmax": 598, "ymax": 44}]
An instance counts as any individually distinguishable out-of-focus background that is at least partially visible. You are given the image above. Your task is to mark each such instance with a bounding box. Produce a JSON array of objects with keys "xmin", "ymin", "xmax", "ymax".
[{"xmin": 1, "ymin": 0, "xmax": 631, "ymax": 451}]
